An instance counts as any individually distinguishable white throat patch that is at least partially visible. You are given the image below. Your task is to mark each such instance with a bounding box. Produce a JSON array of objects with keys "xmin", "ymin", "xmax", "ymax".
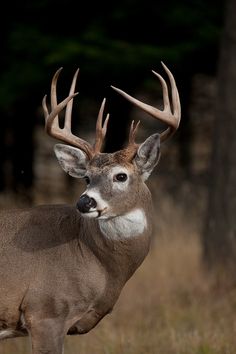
[{"xmin": 99, "ymin": 209, "xmax": 147, "ymax": 239}]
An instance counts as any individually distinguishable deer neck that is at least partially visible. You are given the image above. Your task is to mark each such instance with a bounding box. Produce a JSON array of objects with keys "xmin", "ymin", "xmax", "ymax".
[{"xmin": 78, "ymin": 197, "xmax": 152, "ymax": 279}]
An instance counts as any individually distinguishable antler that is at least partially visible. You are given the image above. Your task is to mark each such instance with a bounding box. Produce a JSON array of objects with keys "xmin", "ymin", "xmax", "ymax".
[
  {"xmin": 111, "ymin": 62, "xmax": 181, "ymax": 145},
  {"xmin": 42, "ymin": 68, "xmax": 109, "ymax": 159}
]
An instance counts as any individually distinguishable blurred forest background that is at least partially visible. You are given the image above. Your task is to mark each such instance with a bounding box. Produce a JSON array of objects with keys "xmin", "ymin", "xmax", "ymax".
[{"xmin": 1, "ymin": 0, "xmax": 236, "ymax": 353}]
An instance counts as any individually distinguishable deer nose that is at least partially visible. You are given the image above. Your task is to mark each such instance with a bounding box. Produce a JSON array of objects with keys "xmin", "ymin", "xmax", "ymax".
[{"xmin": 76, "ymin": 194, "xmax": 97, "ymax": 213}]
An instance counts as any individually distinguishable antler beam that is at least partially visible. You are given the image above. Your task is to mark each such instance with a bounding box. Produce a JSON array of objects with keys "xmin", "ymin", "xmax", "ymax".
[
  {"xmin": 111, "ymin": 62, "xmax": 181, "ymax": 143},
  {"xmin": 42, "ymin": 68, "xmax": 109, "ymax": 159}
]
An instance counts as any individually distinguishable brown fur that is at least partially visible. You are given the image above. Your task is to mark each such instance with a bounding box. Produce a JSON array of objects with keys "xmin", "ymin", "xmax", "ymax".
[{"xmin": 0, "ymin": 159, "xmax": 153, "ymax": 353}]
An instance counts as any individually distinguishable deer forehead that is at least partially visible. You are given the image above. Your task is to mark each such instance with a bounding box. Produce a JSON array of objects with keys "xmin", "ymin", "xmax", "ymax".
[
  {"xmin": 87, "ymin": 162, "xmax": 134, "ymax": 179},
  {"xmin": 88, "ymin": 152, "xmax": 134, "ymax": 171}
]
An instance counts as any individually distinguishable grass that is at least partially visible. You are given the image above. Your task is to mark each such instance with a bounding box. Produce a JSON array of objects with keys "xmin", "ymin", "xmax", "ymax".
[{"xmin": 1, "ymin": 188, "xmax": 236, "ymax": 354}]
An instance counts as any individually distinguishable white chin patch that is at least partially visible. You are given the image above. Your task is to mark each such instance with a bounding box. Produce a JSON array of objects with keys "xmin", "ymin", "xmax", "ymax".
[
  {"xmin": 80, "ymin": 210, "xmax": 99, "ymax": 219},
  {"xmin": 99, "ymin": 208, "xmax": 147, "ymax": 239}
]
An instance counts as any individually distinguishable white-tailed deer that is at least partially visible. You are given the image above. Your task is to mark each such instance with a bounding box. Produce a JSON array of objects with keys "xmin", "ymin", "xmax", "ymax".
[{"xmin": 0, "ymin": 63, "xmax": 180, "ymax": 354}]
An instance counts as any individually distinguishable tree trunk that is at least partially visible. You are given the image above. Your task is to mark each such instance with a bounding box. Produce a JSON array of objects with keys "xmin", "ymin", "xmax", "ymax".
[{"xmin": 203, "ymin": 0, "xmax": 236, "ymax": 277}]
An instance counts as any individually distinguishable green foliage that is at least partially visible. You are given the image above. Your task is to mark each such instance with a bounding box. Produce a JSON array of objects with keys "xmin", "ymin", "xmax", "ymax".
[{"xmin": 0, "ymin": 0, "xmax": 224, "ymax": 111}]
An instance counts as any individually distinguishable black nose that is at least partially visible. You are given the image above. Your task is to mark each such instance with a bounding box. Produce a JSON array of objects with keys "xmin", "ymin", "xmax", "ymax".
[{"xmin": 76, "ymin": 194, "xmax": 97, "ymax": 213}]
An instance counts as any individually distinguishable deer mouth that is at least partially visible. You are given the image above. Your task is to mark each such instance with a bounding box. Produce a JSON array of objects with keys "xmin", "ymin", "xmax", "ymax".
[{"xmin": 79, "ymin": 207, "xmax": 108, "ymax": 219}]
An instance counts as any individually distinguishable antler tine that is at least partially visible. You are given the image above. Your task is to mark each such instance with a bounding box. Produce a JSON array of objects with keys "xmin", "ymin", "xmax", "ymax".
[
  {"xmin": 153, "ymin": 61, "xmax": 181, "ymax": 141},
  {"xmin": 119, "ymin": 120, "xmax": 141, "ymax": 161},
  {"xmin": 42, "ymin": 93, "xmax": 78, "ymax": 134},
  {"xmin": 64, "ymin": 68, "xmax": 80, "ymax": 131},
  {"xmin": 111, "ymin": 62, "xmax": 181, "ymax": 143},
  {"xmin": 161, "ymin": 61, "xmax": 181, "ymax": 118},
  {"xmin": 93, "ymin": 98, "xmax": 110, "ymax": 154},
  {"xmin": 128, "ymin": 120, "xmax": 140, "ymax": 145},
  {"xmin": 43, "ymin": 68, "xmax": 94, "ymax": 159},
  {"xmin": 43, "ymin": 68, "xmax": 64, "ymax": 130}
]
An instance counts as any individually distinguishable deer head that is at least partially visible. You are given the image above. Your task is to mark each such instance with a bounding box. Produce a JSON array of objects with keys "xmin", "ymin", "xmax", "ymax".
[{"xmin": 42, "ymin": 63, "xmax": 180, "ymax": 219}]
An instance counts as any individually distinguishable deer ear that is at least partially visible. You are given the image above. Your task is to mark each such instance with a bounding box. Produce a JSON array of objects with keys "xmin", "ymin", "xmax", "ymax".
[
  {"xmin": 134, "ymin": 133, "xmax": 161, "ymax": 181},
  {"xmin": 54, "ymin": 144, "xmax": 89, "ymax": 178}
]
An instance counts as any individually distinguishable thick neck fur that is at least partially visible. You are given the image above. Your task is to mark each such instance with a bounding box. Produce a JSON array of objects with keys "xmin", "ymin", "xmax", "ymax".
[{"xmin": 78, "ymin": 186, "xmax": 153, "ymax": 282}]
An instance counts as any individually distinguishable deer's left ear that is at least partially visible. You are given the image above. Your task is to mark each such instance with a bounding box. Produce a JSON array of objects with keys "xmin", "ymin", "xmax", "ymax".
[
  {"xmin": 134, "ymin": 133, "xmax": 161, "ymax": 181},
  {"xmin": 54, "ymin": 144, "xmax": 89, "ymax": 178}
]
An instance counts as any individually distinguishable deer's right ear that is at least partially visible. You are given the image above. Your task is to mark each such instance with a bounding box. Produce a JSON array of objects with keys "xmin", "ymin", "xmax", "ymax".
[
  {"xmin": 134, "ymin": 133, "xmax": 161, "ymax": 181},
  {"xmin": 54, "ymin": 144, "xmax": 89, "ymax": 178}
]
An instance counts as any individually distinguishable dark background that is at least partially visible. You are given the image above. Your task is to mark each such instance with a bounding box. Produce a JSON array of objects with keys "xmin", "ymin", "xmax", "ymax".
[{"xmin": 0, "ymin": 0, "xmax": 224, "ymax": 194}]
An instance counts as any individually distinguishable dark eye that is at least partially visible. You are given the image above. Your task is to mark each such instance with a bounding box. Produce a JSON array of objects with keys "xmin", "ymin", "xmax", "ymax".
[
  {"xmin": 84, "ymin": 176, "xmax": 90, "ymax": 185},
  {"xmin": 114, "ymin": 173, "xmax": 128, "ymax": 182}
]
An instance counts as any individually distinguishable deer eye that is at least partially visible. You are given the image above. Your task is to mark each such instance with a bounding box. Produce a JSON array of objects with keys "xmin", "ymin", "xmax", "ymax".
[
  {"xmin": 114, "ymin": 173, "xmax": 128, "ymax": 182},
  {"xmin": 84, "ymin": 176, "xmax": 90, "ymax": 185}
]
